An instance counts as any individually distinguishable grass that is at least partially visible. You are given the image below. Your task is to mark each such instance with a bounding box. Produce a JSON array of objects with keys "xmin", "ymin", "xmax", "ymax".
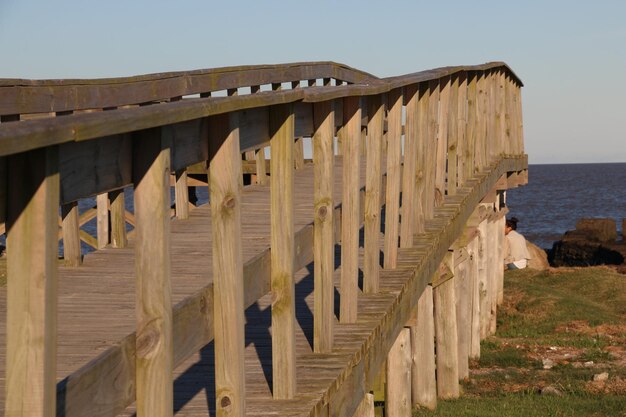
[{"xmin": 414, "ymin": 266, "xmax": 626, "ymax": 417}]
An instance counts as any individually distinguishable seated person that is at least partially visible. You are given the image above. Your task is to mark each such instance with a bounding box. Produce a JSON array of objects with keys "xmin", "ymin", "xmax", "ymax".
[{"xmin": 504, "ymin": 217, "xmax": 530, "ymax": 270}]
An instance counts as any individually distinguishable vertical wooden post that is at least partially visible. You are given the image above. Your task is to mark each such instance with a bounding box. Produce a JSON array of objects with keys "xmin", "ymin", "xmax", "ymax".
[
  {"xmin": 487, "ymin": 70, "xmax": 497, "ymax": 163},
  {"xmin": 353, "ymin": 393, "xmax": 375, "ymax": 417},
  {"xmin": 109, "ymin": 189, "xmax": 127, "ymax": 248},
  {"xmin": 175, "ymin": 169, "xmax": 190, "ymax": 220},
  {"xmin": 5, "ymin": 147, "xmax": 59, "ymax": 417},
  {"xmin": 96, "ymin": 193, "xmax": 110, "ymax": 249},
  {"xmin": 414, "ymin": 82, "xmax": 429, "ymax": 234},
  {"xmin": 364, "ymin": 94, "xmax": 383, "ymax": 293},
  {"xmin": 468, "ymin": 236, "xmax": 481, "ymax": 359},
  {"xmin": 477, "ymin": 215, "xmax": 490, "ymax": 339},
  {"xmin": 313, "ymin": 100, "xmax": 335, "ymax": 353},
  {"xmin": 447, "ymin": 75, "xmax": 459, "ymax": 196},
  {"xmin": 487, "ymin": 216, "xmax": 498, "ymax": 336},
  {"xmin": 383, "ymin": 89, "xmax": 403, "ymax": 269},
  {"xmin": 475, "ymin": 73, "xmax": 487, "ymax": 172},
  {"xmin": 399, "ymin": 85, "xmax": 418, "ymax": 248},
  {"xmin": 424, "ymin": 81, "xmax": 439, "ymax": 221},
  {"xmin": 465, "ymin": 72, "xmax": 478, "ymax": 179},
  {"xmin": 515, "ymin": 84, "xmax": 524, "ymax": 155},
  {"xmin": 133, "ymin": 128, "xmax": 173, "ymax": 417},
  {"xmin": 456, "ymin": 72, "xmax": 468, "ymax": 187},
  {"xmin": 61, "ymin": 201, "xmax": 81, "ymax": 266},
  {"xmin": 433, "ymin": 252, "xmax": 460, "ymax": 399},
  {"xmin": 503, "ymin": 73, "xmax": 513, "ymax": 156},
  {"xmin": 454, "ymin": 254, "xmax": 470, "ymax": 380},
  {"xmin": 411, "ymin": 285, "xmax": 437, "ymax": 410},
  {"xmin": 386, "ymin": 328, "xmax": 412, "ymax": 417},
  {"xmin": 0, "ymin": 156, "xmax": 6, "ymax": 231},
  {"xmin": 435, "ymin": 77, "xmax": 450, "ymax": 206},
  {"xmin": 209, "ymin": 112, "xmax": 246, "ymax": 417},
  {"xmin": 270, "ymin": 103, "xmax": 296, "ymax": 398},
  {"xmin": 496, "ymin": 70, "xmax": 506, "ymax": 158},
  {"xmin": 255, "ymin": 147, "xmax": 268, "ymax": 185},
  {"xmin": 340, "ymin": 96, "xmax": 361, "ymax": 323},
  {"xmin": 294, "ymin": 138, "xmax": 305, "ymax": 169}
]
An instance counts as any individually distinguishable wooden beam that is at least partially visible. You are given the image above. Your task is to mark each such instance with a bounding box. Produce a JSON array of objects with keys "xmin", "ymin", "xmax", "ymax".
[
  {"xmin": 353, "ymin": 393, "xmax": 375, "ymax": 417},
  {"xmin": 0, "ymin": 156, "xmax": 5, "ymax": 228},
  {"xmin": 435, "ymin": 76, "xmax": 450, "ymax": 205},
  {"xmin": 269, "ymin": 103, "xmax": 296, "ymax": 399},
  {"xmin": 465, "ymin": 72, "xmax": 477, "ymax": 180},
  {"xmin": 132, "ymin": 127, "xmax": 173, "ymax": 417},
  {"xmin": 174, "ymin": 169, "xmax": 189, "ymax": 220},
  {"xmin": 447, "ymin": 74, "xmax": 459, "ymax": 196},
  {"xmin": 385, "ymin": 328, "xmax": 411, "ymax": 417},
  {"xmin": 410, "ymin": 284, "xmax": 437, "ymax": 410},
  {"xmin": 5, "ymin": 146, "xmax": 59, "ymax": 417},
  {"xmin": 96, "ymin": 193, "xmax": 109, "ymax": 249},
  {"xmin": 62, "ymin": 201, "xmax": 81, "ymax": 266},
  {"xmin": 400, "ymin": 85, "xmax": 418, "ymax": 248},
  {"xmin": 414, "ymin": 82, "xmax": 429, "ymax": 234},
  {"xmin": 340, "ymin": 95, "xmax": 362, "ymax": 323},
  {"xmin": 424, "ymin": 80, "xmax": 440, "ymax": 219},
  {"xmin": 313, "ymin": 100, "xmax": 335, "ymax": 353},
  {"xmin": 209, "ymin": 112, "xmax": 246, "ymax": 417},
  {"xmin": 467, "ymin": 235, "xmax": 481, "ymax": 359},
  {"xmin": 294, "ymin": 137, "xmax": 305, "ymax": 169},
  {"xmin": 364, "ymin": 94, "xmax": 383, "ymax": 293},
  {"xmin": 454, "ymin": 253, "xmax": 470, "ymax": 380},
  {"xmin": 255, "ymin": 146, "xmax": 268, "ymax": 185},
  {"xmin": 383, "ymin": 88, "xmax": 403, "ymax": 269},
  {"xmin": 456, "ymin": 72, "xmax": 468, "ymax": 187},
  {"xmin": 109, "ymin": 189, "xmax": 127, "ymax": 248}
]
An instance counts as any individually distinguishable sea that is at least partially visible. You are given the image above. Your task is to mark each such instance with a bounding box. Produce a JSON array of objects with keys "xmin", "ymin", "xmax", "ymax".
[{"xmin": 505, "ymin": 163, "xmax": 626, "ymax": 249}]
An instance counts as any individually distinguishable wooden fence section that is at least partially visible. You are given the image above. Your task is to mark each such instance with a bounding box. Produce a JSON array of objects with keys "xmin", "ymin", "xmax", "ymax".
[{"xmin": 0, "ymin": 61, "xmax": 526, "ymax": 417}]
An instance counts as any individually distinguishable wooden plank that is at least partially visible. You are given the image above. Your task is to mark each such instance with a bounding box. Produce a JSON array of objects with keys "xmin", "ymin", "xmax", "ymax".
[
  {"xmin": 434, "ymin": 77, "xmax": 450, "ymax": 205},
  {"xmin": 414, "ymin": 82, "xmax": 429, "ymax": 235},
  {"xmin": 385, "ymin": 328, "xmax": 411, "ymax": 417},
  {"xmin": 132, "ymin": 127, "xmax": 173, "ymax": 417},
  {"xmin": 269, "ymin": 103, "xmax": 296, "ymax": 399},
  {"xmin": 454, "ymin": 254, "xmax": 470, "ymax": 380},
  {"xmin": 62, "ymin": 201, "xmax": 81, "ymax": 266},
  {"xmin": 477, "ymin": 215, "xmax": 490, "ymax": 339},
  {"xmin": 255, "ymin": 146, "xmax": 268, "ymax": 185},
  {"xmin": 487, "ymin": 70, "xmax": 497, "ymax": 163},
  {"xmin": 5, "ymin": 146, "xmax": 59, "ymax": 417},
  {"xmin": 433, "ymin": 251, "xmax": 459, "ymax": 399},
  {"xmin": 364, "ymin": 94, "xmax": 383, "ymax": 293},
  {"xmin": 165, "ymin": 118, "xmax": 209, "ymax": 171},
  {"xmin": 465, "ymin": 72, "xmax": 477, "ymax": 180},
  {"xmin": 475, "ymin": 73, "xmax": 487, "ymax": 172},
  {"xmin": 410, "ymin": 284, "xmax": 437, "ymax": 410},
  {"xmin": 294, "ymin": 138, "xmax": 305, "ymax": 169},
  {"xmin": 399, "ymin": 85, "xmax": 418, "ymax": 249},
  {"xmin": 340, "ymin": 96, "xmax": 361, "ymax": 323},
  {"xmin": 239, "ymin": 107, "xmax": 270, "ymax": 152},
  {"xmin": 383, "ymin": 88, "xmax": 402, "ymax": 269},
  {"xmin": 109, "ymin": 189, "xmax": 127, "ymax": 248},
  {"xmin": 467, "ymin": 235, "xmax": 481, "ymax": 359},
  {"xmin": 0, "ymin": 156, "xmax": 5, "ymax": 227},
  {"xmin": 353, "ymin": 393, "xmax": 374, "ymax": 417},
  {"xmin": 96, "ymin": 193, "xmax": 109, "ymax": 249},
  {"xmin": 447, "ymin": 75, "xmax": 459, "ymax": 196},
  {"xmin": 174, "ymin": 169, "xmax": 190, "ymax": 220},
  {"xmin": 515, "ymin": 85, "xmax": 524, "ymax": 155},
  {"xmin": 456, "ymin": 72, "xmax": 468, "ymax": 187},
  {"xmin": 313, "ymin": 100, "xmax": 335, "ymax": 353},
  {"xmin": 424, "ymin": 80, "xmax": 439, "ymax": 219},
  {"xmin": 209, "ymin": 112, "xmax": 246, "ymax": 417}
]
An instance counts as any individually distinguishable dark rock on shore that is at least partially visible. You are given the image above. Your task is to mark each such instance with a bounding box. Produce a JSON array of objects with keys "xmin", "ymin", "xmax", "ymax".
[{"xmin": 549, "ymin": 218, "xmax": 626, "ymax": 267}]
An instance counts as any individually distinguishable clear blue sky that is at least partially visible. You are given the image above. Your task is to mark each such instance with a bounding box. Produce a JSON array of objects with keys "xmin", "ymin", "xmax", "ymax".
[{"xmin": 1, "ymin": 0, "xmax": 625, "ymax": 164}]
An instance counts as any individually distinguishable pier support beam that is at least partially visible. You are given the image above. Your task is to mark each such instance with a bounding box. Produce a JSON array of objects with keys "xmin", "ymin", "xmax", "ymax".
[
  {"xmin": 410, "ymin": 284, "xmax": 437, "ymax": 410},
  {"xmin": 386, "ymin": 328, "xmax": 411, "ymax": 417}
]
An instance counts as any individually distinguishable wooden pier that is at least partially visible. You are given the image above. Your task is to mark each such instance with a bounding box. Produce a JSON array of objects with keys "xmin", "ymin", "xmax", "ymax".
[{"xmin": 0, "ymin": 62, "xmax": 527, "ymax": 417}]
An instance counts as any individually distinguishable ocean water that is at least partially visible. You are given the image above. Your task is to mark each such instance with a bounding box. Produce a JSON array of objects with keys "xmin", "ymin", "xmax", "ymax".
[{"xmin": 505, "ymin": 163, "xmax": 626, "ymax": 249}]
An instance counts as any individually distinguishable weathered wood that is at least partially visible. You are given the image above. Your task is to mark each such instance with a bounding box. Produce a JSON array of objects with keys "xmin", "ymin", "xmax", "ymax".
[
  {"xmin": 294, "ymin": 137, "xmax": 305, "ymax": 169},
  {"xmin": 385, "ymin": 328, "xmax": 411, "ymax": 417},
  {"xmin": 465, "ymin": 73, "xmax": 477, "ymax": 179},
  {"xmin": 424, "ymin": 80, "xmax": 439, "ymax": 218},
  {"xmin": 454, "ymin": 254, "xmax": 470, "ymax": 380},
  {"xmin": 433, "ymin": 252, "xmax": 460, "ymax": 399},
  {"xmin": 399, "ymin": 85, "xmax": 418, "ymax": 248},
  {"xmin": 364, "ymin": 94, "xmax": 383, "ymax": 293},
  {"xmin": 456, "ymin": 73, "xmax": 468, "ymax": 186},
  {"xmin": 255, "ymin": 146, "xmax": 268, "ymax": 185},
  {"xmin": 434, "ymin": 77, "xmax": 450, "ymax": 204},
  {"xmin": 313, "ymin": 100, "xmax": 335, "ymax": 353},
  {"xmin": 340, "ymin": 96, "xmax": 361, "ymax": 323},
  {"xmin": 5, "ymin": 146, "xmax": 59, "ymax": 417},
  {"xmin": 467, "ymin": 235, "xmax": 481, "ymax": 359},
  {"xmin": 132, "ymin": 127, "xmax": 173, "ymax": 417},
  {"xmin": 477, "ymin": 215, "xmax": 490, "ymax": 339},
  {"xmin": 109, "ymin": 189, "xmax": 127, "ymax": 248},
  {"xmin": 383, "ymin": 89, "xmax": 403, "ymax": 269},
  {"xmin": 174, "ymin": 169, "xmax": 190, "ymax": 220},
  {"xmin": 62, "ymin": 201, "xmax": 81, "ymax": 266},
  {"xmin": 269, "ymin": 103, "xmax": 296, "ymax": 398},
  {"xmin": 96, "ymin": 193, "xmax": 109, "ymax": 249},
  {"xmin": 414, "ymin": 82, "xmax": 429, "ymax": 234},
  {"xmin": 0, "ymin": 156, "xmax": 5, "ymax": 227},
  {"xmin": 515, "ymin": 85, "xmax": 524, "ymax": 155},
  {"xmin": 475, "ymin": 73, "xmax": 487, "ymax": 172},
  {"xmin": 487, "ymin": 70, "xmax": 497, "ymax": 163},
  {"xmin": 353, "ymin": 393, "xmax": 374, "ymax": 417},
  {"xmin": 209, "ymin": 112, "xmax": 246, "ymax": 417},
  {"xmin": 165, "ymin": 118, "xmax": 209, "ymax": 172},
  {"xmin": 447, "ymin": 75, "xmax": 459, "ymax": 196},
  {"xmin": 410, "ymin": 285, "xmax": 437, "ymax": 410}
]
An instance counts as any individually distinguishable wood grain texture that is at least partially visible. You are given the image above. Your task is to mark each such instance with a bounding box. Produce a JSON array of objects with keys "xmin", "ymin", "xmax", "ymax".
[
  {"xmin": 467, "ymin": 235, "xmax": 481, "ymax": 359},
  {"xmin": 62, "ymin": 202, "xmax": 81, "ymax": 266},
  {"xmin": 5, "ymin": 147, "xmax": 59, "ymax": 417},
  {"xmin": 434, "ymin": 77, "xmax": 450, "ymax": 205},
  {"xmin": 96, "ymin": 193, "xmax": 109, "ymax": 249},
  {"xmin": 454, "ymin": 253, "xmax": 470, "ymax": 380},
  {"xmin": 109, "ymin": 189, "xmax": 127, "ymax": 248},
  {"xmin": 456, "ymin": 73, "xmax": 468, "ymax": 187},
  {"xmin": 465, "ymin": 73, "xmax": 477, "ymax": 179},
  {"xmin": 364, "ymin": 95, "xmax": 383, "ymax": 293},
  {"xmin": 269, "ymin": 103, "xmax": 296, "ymax": 399},
  {"xmin": 447, "ymin": 75, "xmax": 459, "ymax": 196},
  {"xmin": 399, "ymin": 85, "xmax": 418, "ymax": 249},
  {"xmin": 174, "ymin": 170, "xmax": 190, "ymax": 220},
  {"xmin": 385, "ymin": 328, "xmax": 411, "ymax": 417},
  {"xmin": 383, "ymin": 89, "xmax": 403, "ymax": 269},
  {"xmin": 0, "ymin": 156, "xmax": 5, "ymax": 226},
  {"xmin": 313, "ymin": 100, "xmax": 335, "ymax": 353},
  {"xmin": 340, "ymin": 96, "xmax": 361, "ymax": 324},
  {"xmin": 410, "ymin": 285, "xmax": 436, "ymax": 410},
  {"xmin": 132, "ymin": 128, "xmax": 173, "ymax": 417},
  {"xmin": 414, "ymin": 83, "xmax": 429, "ymax": 235},
  {"xmin": 424, "ymin": 80, "xmax": 439, "ymax": 219},
  {"xmin": 209, "ymin": 112, "xmax": 246, "ymax": 417}
]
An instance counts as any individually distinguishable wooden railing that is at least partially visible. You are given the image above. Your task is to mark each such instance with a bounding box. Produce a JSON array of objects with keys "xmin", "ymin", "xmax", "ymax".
[{"xmin": 0, "ymin": 61, "xmax": 526, "ymax": 417}]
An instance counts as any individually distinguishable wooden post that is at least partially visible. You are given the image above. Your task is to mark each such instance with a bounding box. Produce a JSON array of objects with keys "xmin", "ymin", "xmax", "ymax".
[
  {"xmin": 61, "ymin": 201, "xmax": 81, "ymax": 266},
  {"xmin": 454, "ymin": 254, "xmax": 470, "ymax": 380},
  {"xmin": 475, "ymin": 73, "xmax": 487, "ymax": 173},
  {"xmin": 415, "ymin": 82, "xmax": 429, "ymax": 234},
  {"xmin": 385, "ymin": 328, "xmax": 411, "ymax": 417},
  {"xmin": 340, "ymin": 96, "xmax": 361, "ymax": 323},
  {"xmin": 353, "ymin": 393, "xmax": 375, "ymax": 417},
  {"xmin": 487, "ymin": 217, "xmax": 498, "ymax": 336},
  {"xmin": 410, "ymin": 285, "xmax": 437, "ymax": 410},
  {"xmin": 433, "ymin": 252, "xmax": 460, "ymax": 399},
  {"xmin": 399, "ymin": 85, "xmax": 418, "ymax": 248},
  {"xmin": 270, "ymin": 103, "xmax": 296, "ymax": 398},
  {"xmin": 456, "ymin": 72, "xmax": 468, "ymax": 187},
  {"xmin": 294, "ymin": 138, "xmax": 305, "ymax": 169},
  {"xmin": 487, "ymin": 70, "xmax": 497, "ymax": 163},
  {"xmin": 447, "ymin": 75, "xmax": 459, "ymax": 196},
  {"xmin": 364, "ymin": 94, "xmax": 383, "ymax": 293},
  {"xmin": 477, "ymin": 215, "xmax": 490, "ymax": 339},
  {"xmin": 209, "ymin": 112, "xmax": 246, "ymax": 417},
  {"xmin": 515, "ymin": 84, "xmax": 525, "ymax": 155},
  {"xmin": 496, "ymin": 70, "xmax": 506, "ymax": 158},
  {"xmin": 465, "ymin": 72, "xmax": 478, "ymax": 179},
  {"xmin": 5, "ymin": 147, "xmax": 59, "ymax": 417},
  {"xmin": 133, "ymin": 128, "xmax": 173, "ymax": 417},
  {"xmin": 424, "ymin": 80, "xmax": 439, "ymax": 220},
  {"xmin": 96, "ymin": 193, "xmax": 109, "ymax": 249},
  {"xmin": 313, "ymin": 100, "xmax": 335, "ymax": 353},
  {"xmin": 496, "ymin": 214, "xmax": 505, "ymax": 306},
  {"xmin": 434, "ymin": 76, "xmax": 450, "ymax": 205},
  {"xmin": 383, "ymin": 89, "xmax": 403, "ymax": 269},
  {"xmin": 109, "ymin": 189, "xmax": 127, "ymax": 248},
  {"xmin": 468, "ymin": 236, "xmax": 481, "ymax": 359},
  {"xmin": 255, "ymin": 147, "xmax": 268, "ymax": 185},
  {"xmin": 0, "ymin": 156, "xmax": 5, "ymax": 231},
  {"xmin": 175, "ymin": 169, "xmax": 190, "ymax": 220}
]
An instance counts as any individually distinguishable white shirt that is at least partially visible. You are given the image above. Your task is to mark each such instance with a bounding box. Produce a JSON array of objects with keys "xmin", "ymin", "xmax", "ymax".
[{"xmin": 505, "ymin": 230, "xmax": 530, "ymax": 269}]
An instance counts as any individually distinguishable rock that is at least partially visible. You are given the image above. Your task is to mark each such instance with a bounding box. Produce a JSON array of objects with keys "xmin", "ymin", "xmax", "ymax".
[
  {"xmin": 575, "ymin": 219, "xmax": 617, "ymax": 242},
  {"xmin": 593, "ymin": 372, "xmax": 609, "ymax": 382},
  {"xmin": 542, "ymin": 358, "xmax": 554, "ymax": 369},
  {"xmin": 527, "ymin": 241, "xmax": 549, "ymax": 270},
  {"xmin": 584, "ymin": 361, "xmax": 594, "ymax": 367},
  {"xmin": 540, "ymin": 386, "xmax": 563, "ymax": 396}
]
